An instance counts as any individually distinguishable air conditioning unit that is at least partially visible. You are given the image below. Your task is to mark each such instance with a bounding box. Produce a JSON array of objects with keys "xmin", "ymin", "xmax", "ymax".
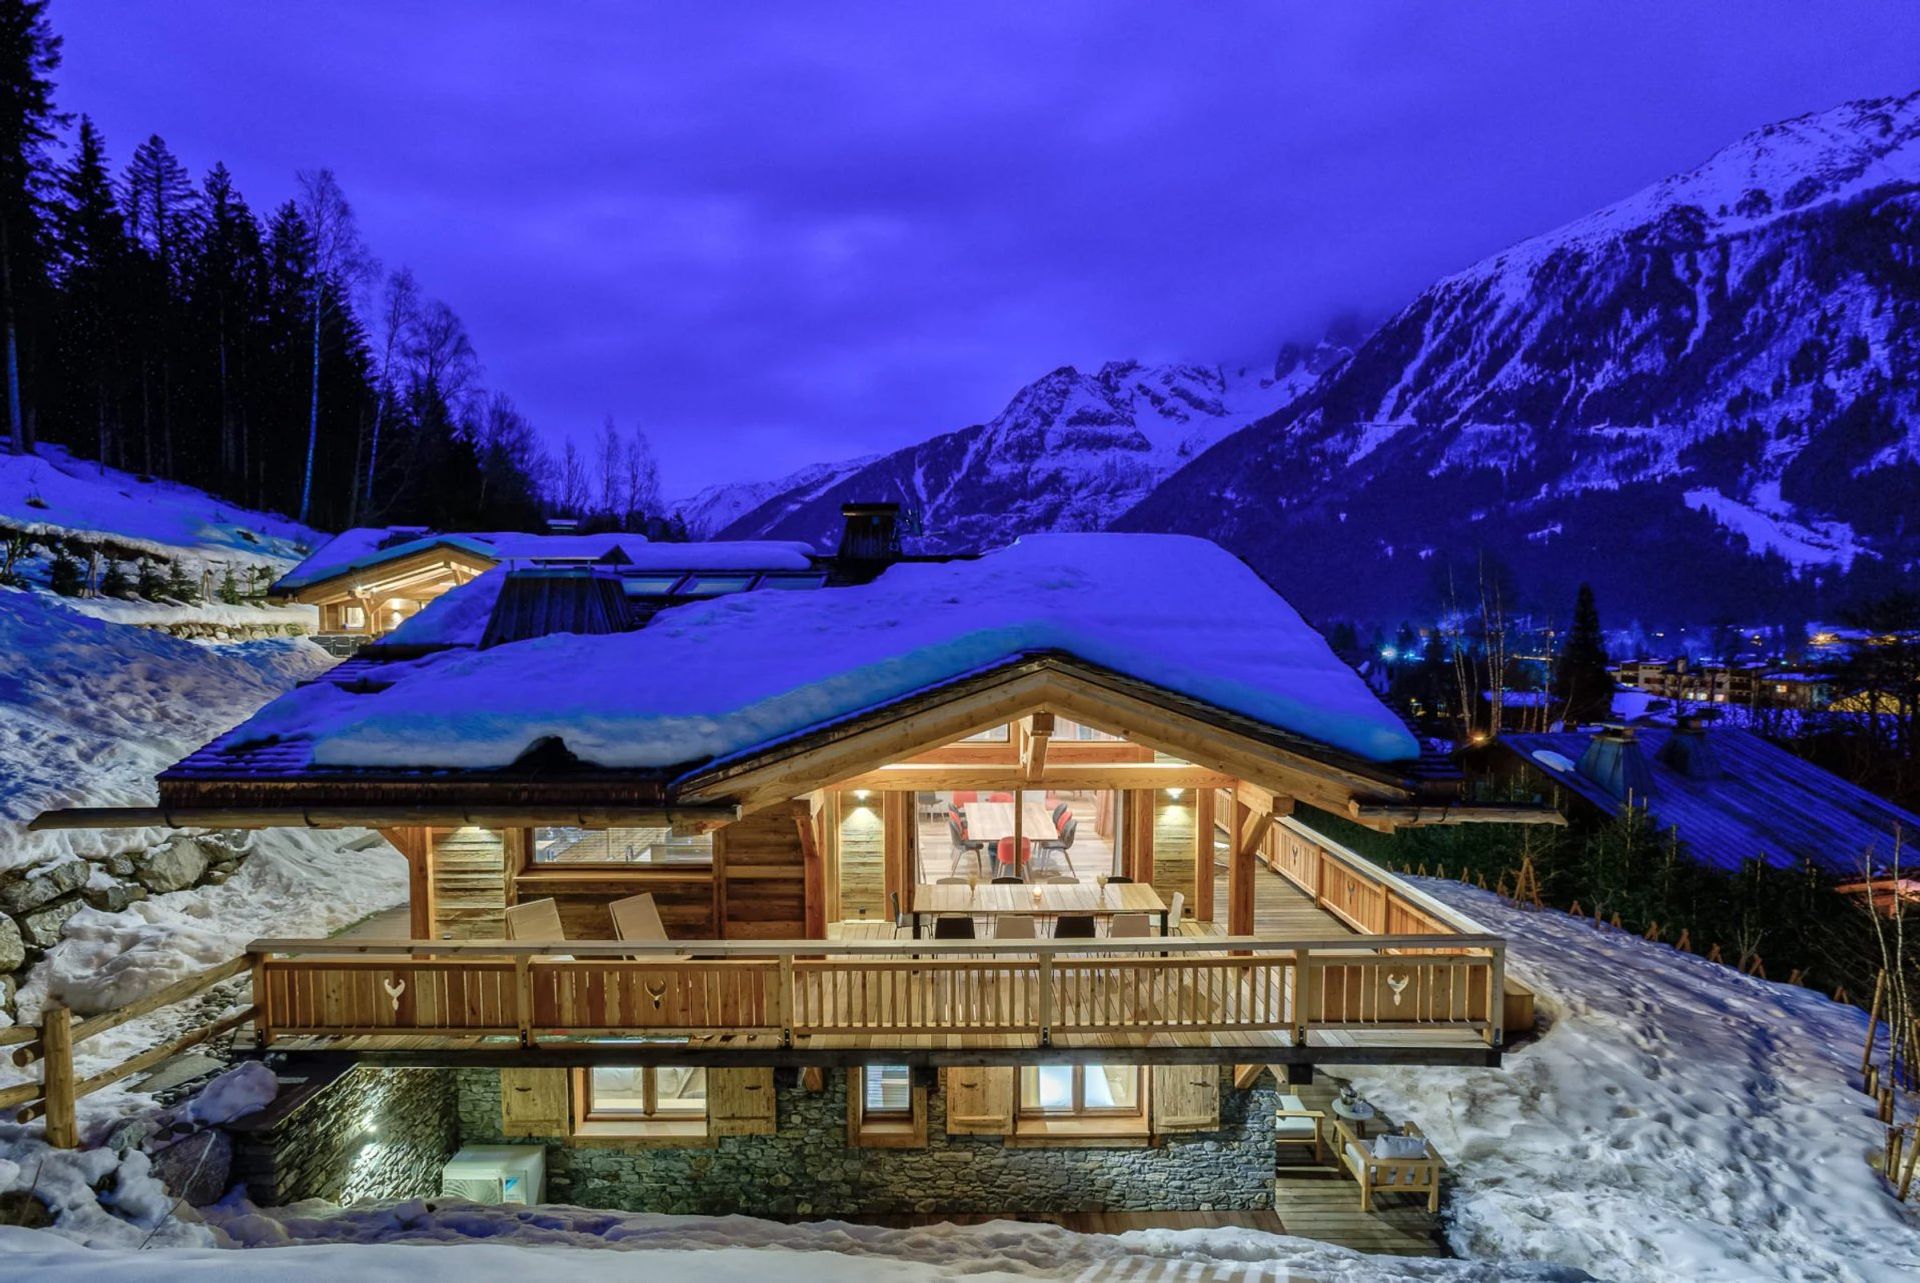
[{"xmin": 441, "ymin": 1145, "xmax": 546, "ymax": 1205}]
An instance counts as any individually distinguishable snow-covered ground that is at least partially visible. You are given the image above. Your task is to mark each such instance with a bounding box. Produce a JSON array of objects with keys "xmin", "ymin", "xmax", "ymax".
[{"xmin": 5, "ymin": 876, "xmax": 1914, "ymax": 1281}]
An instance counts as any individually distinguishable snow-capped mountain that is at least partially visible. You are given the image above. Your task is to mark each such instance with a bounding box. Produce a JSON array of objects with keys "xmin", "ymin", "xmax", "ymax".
[
  {"xmin": 1118, "ymin": 89, "xmax": 1920, "ymax": 623},
  {"xmin": 708, "ymin": 351, "xmax": 1342, "ymax": 551},
  {"xmin": 674, "ymin": 456, "xmax": 879, "ymax": 539}
]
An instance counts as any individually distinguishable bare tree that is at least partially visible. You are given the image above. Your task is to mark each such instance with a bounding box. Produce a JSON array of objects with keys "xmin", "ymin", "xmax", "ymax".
[
  {"xmin": 595, "ymin": 415, "xmax": 622, "ymax": 517},
  {"xmin": 557, "ymin": 437, "xmax": 590, "ymax": 516},
  {"xmin": 407, "ymin": 297, "xmax": 478, "ymax": 407},
  {"xmin": 294, "ymin": 168, "xmax": 374, "ymax": 523},
  {"xmin": 355, "ymin": 266, "xmax": 421, "ymax": 520},
  {"xmin": 624, "ymin": 423, "xmax": 661, "ymax": 524}
]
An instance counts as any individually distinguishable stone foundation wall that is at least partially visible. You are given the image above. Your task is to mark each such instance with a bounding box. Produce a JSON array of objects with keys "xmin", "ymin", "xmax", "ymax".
[
  {"xmin": 455, "ymin": 1068, "xmax": 1275, "ymax": 1215},
  {"xmin": 231, "ymin": 1066, "xmax": 457, "ymax": 1205}
]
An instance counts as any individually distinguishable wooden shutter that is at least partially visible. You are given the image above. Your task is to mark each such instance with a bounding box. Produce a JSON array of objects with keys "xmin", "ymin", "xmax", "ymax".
[
  {"xmin": 944, "ymin": 1067, "xmax": 1014, "ymax": 1134},
  {"xmin": 499, "ymin": 1068, "xmax": 569, "ymax": 1136},
  {"xmin": 708, "ymin": 1067, "xmax": 776, "ymax": 1135},
  {"xmin": 1151, "ymin": 1065, "xmax": 1219, "ymax": 1132}
]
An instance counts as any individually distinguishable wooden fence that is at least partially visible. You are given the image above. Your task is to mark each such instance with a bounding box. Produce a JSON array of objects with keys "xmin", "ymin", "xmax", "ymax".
[{"xmin": 0, "ymin": 956, "xmax": 254, "ymax": 1148}]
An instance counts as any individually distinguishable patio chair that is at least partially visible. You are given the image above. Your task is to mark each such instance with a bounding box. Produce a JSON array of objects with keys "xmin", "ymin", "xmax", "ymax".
[
  {"xmin": 889, "ymin": 890, "xmax": 911, "ymax": 934},
  {"xmin": 994, "ymin": 837, "xmax": 1031, "ymax": 879},
  {"xmin": 932, "ymin": 915, "xmax": 976, "ymax": 940},
  {"xmin": 1167, "ymin": 890, "xmax": 1186, "ymax": 934},
  {"xmin": 504, "ymin": 897, "xmax": 566, "ymax": 943},
  {"xmin": 994, "ymin": 916, "xmax": 1038, "ymax": 939},
  {"xmin": 1275, "ymin": 1093, "xmax": 1326, "ymax": 1163},
  {"xmin": 609, "ymin": 892, "xmax": 668, "ymax": 943},
  {"xmin": 947, "ymin": 814, "xmax": 987, "ymax": 879},
  {"xmin": 991, "ymin": 875, "xmax": 1025, "ymax": 885},
  {"xmin": 1333, "ymin": 1118, "xmax": 1441, "ymax": 1212},
  {"xmin": 1106, "ymin": 874, "xmax": 1133, "ymax": 884},
  {"xmin": 1042, "ymin": 875, "xmax": 1078, "ymax": 885},
  {"xmin": 1033, "ymin": 816, "xmax": 1079, "ymax": 878},
  {"xmin": 1109, "ymin": 913, "xmax": 1151, "ymax": 938},
  {"xmin": 936, "ymin": 876, "xmax": 971, "ymax": 885}
]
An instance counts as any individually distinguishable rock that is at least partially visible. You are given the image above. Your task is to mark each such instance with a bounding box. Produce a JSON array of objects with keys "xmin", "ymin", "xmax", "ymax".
[
  {"xmin": 0, "ymin": 1189, "xmax": 54, "ymax": 1229},
  {"xmin": 135, "ymin": 840, "xmax": 210, "ymax": 894},
  {"xmin": 147, "ymin": 1128, "xmax": 232, "ymax": 1207},
  {"xmin": 17, "ymin": 897, "xmax": 83, "ymax": 949},
  {"xmin": 201, "ymin": 868, "xmax": 232, "ymax": 886},
  {"xmin": 82, "ymin": 881, "xmax": 148, "ymax": 913},
  {"xmin": 0, "ymin": 859, "xmax": 90, "ymax": 915},
  {"xmin": 104, "ymin": 854, "xmax": 137, "ymax": 879},
  {"xmin": 0, "ymin": 913, "xmax": 22, "ymax": 972},
  {"xmin": 98, "ymin": 1115, "xmax": 158, "ymax": 1156}
]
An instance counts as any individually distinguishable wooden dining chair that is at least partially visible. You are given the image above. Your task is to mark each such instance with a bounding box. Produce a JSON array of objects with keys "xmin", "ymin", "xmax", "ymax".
[
  {"xmin": 1109, "ymin": 913, "xmax": 1151, "ymax": 938},
  {"xmin": 1054, "ymin": 914, "xmax": 1097, "ymax": 939},
  {"xmin": 609, "ymin": 892, "xmax": 668, "ymax": 942}
]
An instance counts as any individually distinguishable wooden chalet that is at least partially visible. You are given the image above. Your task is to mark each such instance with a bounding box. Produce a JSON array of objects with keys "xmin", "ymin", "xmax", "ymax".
[{"xmin": 34, "ymin": 519, "xmax": 1555, "ymax": 1220}]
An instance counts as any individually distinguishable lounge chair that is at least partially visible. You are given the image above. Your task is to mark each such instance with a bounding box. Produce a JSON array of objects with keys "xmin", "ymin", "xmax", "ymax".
[
  {"xmin": 1274, "ymin": 1092, "xmax": 1325, "ymax": 1162},
  {"xmin": 1333, "ymin": 1117, "xmax": 1442, "ymax": 1211},
  {"xmin": 609, "ymin": 892, "xmax": 668, "ymax": 942}
]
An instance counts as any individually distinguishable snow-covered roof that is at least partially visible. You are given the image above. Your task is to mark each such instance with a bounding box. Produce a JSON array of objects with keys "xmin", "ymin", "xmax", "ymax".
[
  {"xmin": 1505, "ymin": 727, "xmax": 1920, "ymax": 877},
  {"xmin": 212, "ymin": 534, "xmax": 1419, "ymax": 777},
  {"xmin": 271, "ymin": 526, "xmax": 817, "ymax": 593}
]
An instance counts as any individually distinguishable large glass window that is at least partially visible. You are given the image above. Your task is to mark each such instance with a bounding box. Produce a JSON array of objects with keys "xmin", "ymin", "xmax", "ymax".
[
  {"xmin": 1018, "ymin": 1064, "xmax": 1142, "ymax": 1116},
  {"xmin": 583, "ymin": 1066, "xmax": 707, "ymax": 1119},
  {"xmin": 916, "ymin": 789, "xmax": 1122, "ymax": 883},
  {"xmin": 533, "ymin": 826, "xmax": 714, "ymax": 866}
]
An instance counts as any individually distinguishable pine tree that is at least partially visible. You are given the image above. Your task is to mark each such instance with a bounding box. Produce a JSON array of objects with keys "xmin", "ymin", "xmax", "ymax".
[
  {"xmin": 53, "ymin": 115, "xmax": 124, "ymax": 467},
  {"xmin": 47, "ymin": 542, "xmax": 81, "ymax": 594},
  {"xmin": 134, "ymin": 555, "xmax": 164, "ymax": 599},
  {"xmin": 162, "ymin": 557, "xmax": 196, "ymax": 603},
  {"xmin": 1553, "ymin": 583, "xmax": 1614, "ymax": 725},
  {"xmin": 100, "ymin": 557, "xmax": 130, "ymax": 598},
  {"xmin": 121, "ymin": 134, "xmax": 198, "ymax": 477},
  {"xmin": 0, "ymin": 0, "xmax": 64, "ymax": 454},
  {"xmin": 217, "ymin": 564, "xmax": 240, "ymax": 604},
  {"xmin": 190, "ymin": 163, "xmax": 263, "ymax": 491}
]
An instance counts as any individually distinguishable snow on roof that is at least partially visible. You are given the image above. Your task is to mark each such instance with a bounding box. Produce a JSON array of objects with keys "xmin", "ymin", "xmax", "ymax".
[
  {"xmin": 0, "ymin": 443, "xmax": 318, "ymax": 566},
  {"xmin": 272, "ymin": 527, "xmax": 817, "ymax": 592},
  {"xmin": 1505, "ymin": 726, "xmax": 1920, "ymax": 877},
  {"xmin": 231, "ymin": 533, "xmax": 1419, "ymax": 773}
]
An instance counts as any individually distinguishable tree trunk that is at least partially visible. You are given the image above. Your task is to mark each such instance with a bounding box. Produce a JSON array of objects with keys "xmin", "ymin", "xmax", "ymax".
[
  {"xmin": 1, "ymin": 217, "xmax": 25, "ymax": 455},
  {"xmin": 299, "ymin": 290, "xmax": 322, "ymax": 524}
]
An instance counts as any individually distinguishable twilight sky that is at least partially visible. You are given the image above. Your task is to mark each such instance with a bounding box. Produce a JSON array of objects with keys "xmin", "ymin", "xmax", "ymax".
[{"xmin": 53, "ymin": 2, "xmax": 1920, "ymax": 496}]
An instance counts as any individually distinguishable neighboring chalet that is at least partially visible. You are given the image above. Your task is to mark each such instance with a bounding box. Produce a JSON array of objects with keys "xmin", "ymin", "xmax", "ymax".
[
  {"xmin": 1490, "ymin": 721, "xmax": 1918, "ymax": 892},
  {"xmin": 271, "ymin": 525, "xmax": 825, "ymax": 646},
  {"xmin": 35, "ymin": 510, "xmax": 1553, "ymax": 1218}
]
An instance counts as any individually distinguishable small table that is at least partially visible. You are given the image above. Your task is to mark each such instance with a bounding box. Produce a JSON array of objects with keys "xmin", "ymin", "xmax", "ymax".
[{"xmin": 1332, "ymin": 1095, "xmax": 1376, "ymax": 1138}]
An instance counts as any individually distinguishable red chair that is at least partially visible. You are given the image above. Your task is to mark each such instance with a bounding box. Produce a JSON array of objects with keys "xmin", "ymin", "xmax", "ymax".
[
  {"xmin": 985, "ymin": 791, "xmax": 1014, "ymax": 803},
  {"xmin": 995, "ymin": 838, "xmax": 1031, "ymax": 879},
  {"xmin": 952, "ymin": 791, "xmax": 979, "ymax": 805}
]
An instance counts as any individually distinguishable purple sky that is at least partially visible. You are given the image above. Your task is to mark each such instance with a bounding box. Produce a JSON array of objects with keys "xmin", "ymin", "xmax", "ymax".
[{"xmin": 53, "ymin": 3, "xmax": 1920, "ymax": 496}]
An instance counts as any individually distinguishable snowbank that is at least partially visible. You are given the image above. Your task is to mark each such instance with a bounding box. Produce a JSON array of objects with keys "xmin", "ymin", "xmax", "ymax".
[
  {"xmin": 1340, "ymin": 880, "xmax": 1919, "ymax": 1283},
  {"xmin": 237, "ymin": 533, "xmax": 1420, "ymax": 770},
  {"xmin": 0, "ymin": 443, "xmax": 317, "ymax": 565}
]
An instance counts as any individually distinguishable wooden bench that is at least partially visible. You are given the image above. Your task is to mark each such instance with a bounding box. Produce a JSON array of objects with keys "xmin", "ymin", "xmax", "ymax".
[{"xmin": 1331, "ymin": 1116, "xmax": 1441, "ymax": 1212}]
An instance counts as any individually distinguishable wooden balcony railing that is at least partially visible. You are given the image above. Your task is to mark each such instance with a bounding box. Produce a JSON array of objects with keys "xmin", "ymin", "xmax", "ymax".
[{"xmin": 247, "ymin": 932, "xmax": 1506, "ymax": 1052}]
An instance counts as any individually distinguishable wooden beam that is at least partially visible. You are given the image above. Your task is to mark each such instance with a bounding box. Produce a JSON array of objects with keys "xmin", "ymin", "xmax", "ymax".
[
  {"xmin": 1348, "ymin": 802, "xmax": 1567, "ymax": 827},
  {"xmin": 831, "ymin": 762, "xmax": 1237, "ymax": 793},
  {"xmin": 41, "ymin": 1007, "xmax": 76, "ymax": 1148},
  {"xmin": 1228, "ymin": 803, "xmax": 1275, "ymax": 938},
  {"xmin": 1020, "ymin": 713, "xmax": 1053, "ymax": 782},
  {"xmin": 795, "ymin": 806, "xmax": 827, "ymax": 940},
  {"xmin": 1193, "ymin": 783, "xmax": 1216, "ymax": 924},
  {"xmin": 30, "ymin": 804, "xmax": 739, "ymax": 832}
]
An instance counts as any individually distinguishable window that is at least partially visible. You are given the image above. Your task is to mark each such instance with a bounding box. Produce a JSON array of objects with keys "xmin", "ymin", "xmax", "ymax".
[
  {"xmin": 341, "ymin": 604, "xmax": 366, "ymax": 629},
  {"xmin": 1019, "ymin": 1064, "xmax": 1143, "ymax": 1117},
  {"xmin": 961, "ymin": 724, "xmax": 1011, "ymax": 742},
  {"xmin": 533, "ymin": 825, "xmax": 714, "ymax": 866},
  {"xmin": 678, "ymin": 572, "xmax": 758, "ymax": 597},
  {"xmin": 849, "ymin": 1064, "xmax": 925, "ymax": 1147},
  {"xmin": 582, "ymin": 1066, "xmax": 707, "ymax": 1119},
  {"xmin": 757, "ymin": 572, "xmax": 828, "ymax": 590},
  {"xmin": 861, "ymin": 1065, "xmax": 913, "ymax": 1118}
]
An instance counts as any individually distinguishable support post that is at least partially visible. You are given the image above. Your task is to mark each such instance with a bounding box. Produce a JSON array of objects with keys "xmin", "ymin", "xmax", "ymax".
[
  {"xmin": 1486, "ymin": 945, "xmax": 1507, "ymax": 1047},
  {"xmin": 42, "ymin": 1005, "xmax": 77, "ymax": 1149},
  {"xmin": 1038, "ymin": 952, "xmax": 1054, "ymax": 1046},
  {"xmin": 1194, "ymin": 784, "xmax": 1216, "ymax": 924}
]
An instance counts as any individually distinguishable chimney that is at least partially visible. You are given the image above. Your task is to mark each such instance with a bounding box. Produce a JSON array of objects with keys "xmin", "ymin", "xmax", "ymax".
[
  {"xmin": 1657, "ymin": 715, "xmax": 1724, "ymax": 780},
  {"xmin": 837, "ymin": 502, "xmax": 902, "ymax": 563},
  {"xmin": 1576, "ymin": 727, "xmax": 1654, "ymax": 802}
]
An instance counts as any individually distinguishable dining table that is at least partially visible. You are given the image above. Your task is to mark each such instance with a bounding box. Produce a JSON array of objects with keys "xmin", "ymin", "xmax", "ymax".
[
  {"xmin": 908, "ymin": 880, "xmax": 1170, "ymax": 937},
  {"xmin": 960, "ymin": 800, "xmax": 1062, "ymax": 844}
]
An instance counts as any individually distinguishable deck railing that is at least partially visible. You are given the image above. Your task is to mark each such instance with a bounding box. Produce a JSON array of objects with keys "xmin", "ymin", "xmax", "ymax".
[{"xmin": 246, "ymin": 931, "xmax": 1505, "ymax": 1050}]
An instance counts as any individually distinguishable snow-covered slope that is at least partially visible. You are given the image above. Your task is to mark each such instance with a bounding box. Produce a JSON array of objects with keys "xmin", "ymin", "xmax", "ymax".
[
  {"xmin": 711, "ymin": 352, "xmax": 1339, "ymax": 553},
  {"xmin": 1121, "ymin": 89, "xmax": 1920, "ymax": 623},
  {"xmin": 0, "ymin": 444, "xmax": 319, "ymax": 566}
]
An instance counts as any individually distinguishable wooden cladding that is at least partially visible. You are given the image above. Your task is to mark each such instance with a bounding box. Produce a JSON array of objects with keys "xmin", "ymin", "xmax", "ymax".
[
  {"xmin": 1150, "ymin": 1065, "xmax": 1220, "ymax": 1132},
  {"xmin": 944, "ymin": 1067, "xmax": 1015, "ymax": 1133},
  {"xmin": 429, "ymin": 826, "xmax": 510, "ymax": 939}
]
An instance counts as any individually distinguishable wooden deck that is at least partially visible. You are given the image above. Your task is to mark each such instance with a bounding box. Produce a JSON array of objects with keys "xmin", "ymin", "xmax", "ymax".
[{"xmin": 1270, "ymin": 1079, "xmax": 1445, "ymax": 1257}]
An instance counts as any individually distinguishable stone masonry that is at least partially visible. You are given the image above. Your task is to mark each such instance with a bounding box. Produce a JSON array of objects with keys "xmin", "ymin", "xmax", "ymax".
[
  {"xmin": 455, "ymin": 1068, "xmax": 1276, "ymax": 1215},
  {"xmin": 229, "ymin": 1066, "xmax": 457, "ymax": 1206}
]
